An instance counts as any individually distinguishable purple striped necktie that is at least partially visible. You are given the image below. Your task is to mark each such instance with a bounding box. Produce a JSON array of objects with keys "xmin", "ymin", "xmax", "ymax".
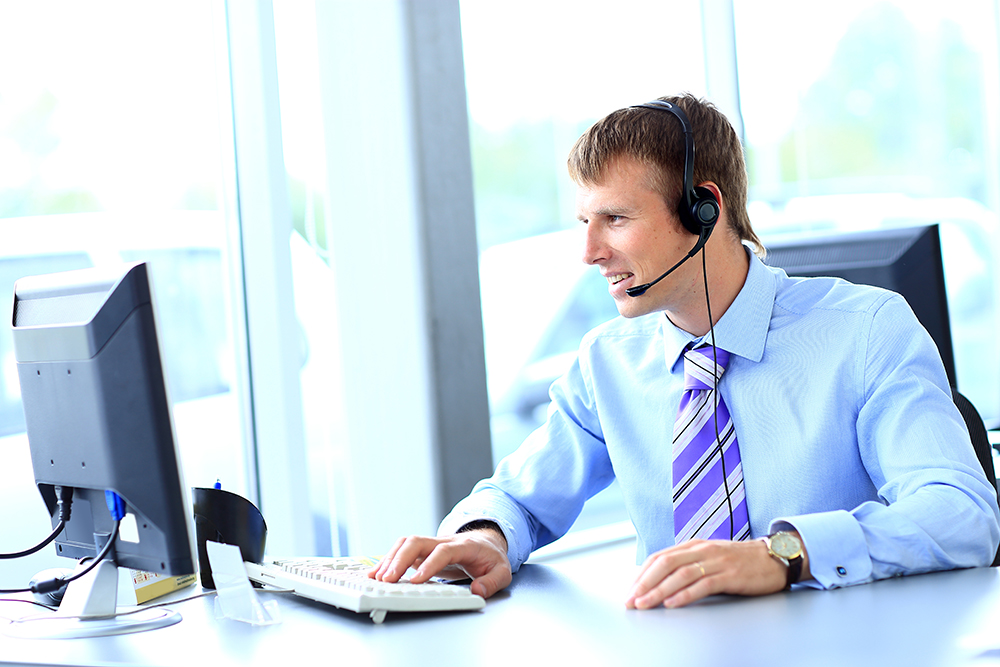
[{"xmin": 672, "ymin": 344, "xmax": 750, "ymax": 543}]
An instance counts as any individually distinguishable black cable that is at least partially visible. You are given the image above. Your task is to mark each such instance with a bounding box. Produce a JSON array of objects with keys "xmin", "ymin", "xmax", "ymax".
[
  {"xmin": 0, "ymin": 486, "xmax": 73, "ymax": 560},
  {"xmin": 702, "ymin": 247, "xmax": 736, "ymax": 541},
  {"xmin": 0, "ymin": 521, "xmax": 64, "ymax": 560},
  {"xmin": 58, "ymin": 521, "xmax": 121, "ymax": 587},
  {"xmin": 0, "ymin": 521, "xmax": 121, "ymax": 596},
  {"xmin": 1, "ymin": 582, "xmax": 38, "ymax": 596}
]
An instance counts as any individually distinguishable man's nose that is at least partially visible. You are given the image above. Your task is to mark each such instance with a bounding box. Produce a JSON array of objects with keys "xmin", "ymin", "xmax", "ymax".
[{"xmin": 582, "ymin": 225, "xmax": 605, "ymax": 265}]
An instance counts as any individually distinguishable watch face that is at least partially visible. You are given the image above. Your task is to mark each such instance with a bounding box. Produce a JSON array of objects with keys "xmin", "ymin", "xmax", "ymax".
[{"xmin": 771, "ymin": 533, "xmax": 802, "ymax": 559}]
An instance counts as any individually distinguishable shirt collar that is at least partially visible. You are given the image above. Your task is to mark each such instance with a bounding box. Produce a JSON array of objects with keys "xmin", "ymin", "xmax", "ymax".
[{"xmin": 662, "ymin": 247, "xmax": 775, "ymax": 371}]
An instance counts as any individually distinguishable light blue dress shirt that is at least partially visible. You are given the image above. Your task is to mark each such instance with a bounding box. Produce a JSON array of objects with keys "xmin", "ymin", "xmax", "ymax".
[{"xmin": 441, "ymin": 250, "xmax": 1000, "ymax": 589}]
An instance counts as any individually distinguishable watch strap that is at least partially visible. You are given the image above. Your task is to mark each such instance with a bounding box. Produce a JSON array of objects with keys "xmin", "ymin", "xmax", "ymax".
[{"xmin": 785, "ymin": 551, "xmax": 803, "ymax": 589}]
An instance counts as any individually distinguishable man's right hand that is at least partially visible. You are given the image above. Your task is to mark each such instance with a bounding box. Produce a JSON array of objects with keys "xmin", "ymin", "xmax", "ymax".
[{"xmin": 368, "ymin": 526, "xmax": 512, "ymax": 599}]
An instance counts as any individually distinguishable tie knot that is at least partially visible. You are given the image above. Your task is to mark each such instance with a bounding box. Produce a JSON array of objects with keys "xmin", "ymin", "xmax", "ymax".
[{"xmin": 683, "ymin": 345, "xmax": 729, "ymax": 391}]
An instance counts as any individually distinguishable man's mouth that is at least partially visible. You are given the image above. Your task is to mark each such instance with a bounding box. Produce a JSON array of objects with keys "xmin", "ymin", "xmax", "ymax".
[{"xmin": 608, "ymin": 273, "xmax": 633, "ymax": 286}]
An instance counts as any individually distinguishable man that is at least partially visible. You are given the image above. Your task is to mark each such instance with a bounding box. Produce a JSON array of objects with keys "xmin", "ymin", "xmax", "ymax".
[{"xmin": 372, "ymin": 94, "xmax": 1000, "ymax": 608}]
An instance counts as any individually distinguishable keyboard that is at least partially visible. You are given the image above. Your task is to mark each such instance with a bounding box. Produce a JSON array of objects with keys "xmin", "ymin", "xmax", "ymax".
[{"xmin": 243, "ymin": 556, "xmax": 485, "ymax": 624}]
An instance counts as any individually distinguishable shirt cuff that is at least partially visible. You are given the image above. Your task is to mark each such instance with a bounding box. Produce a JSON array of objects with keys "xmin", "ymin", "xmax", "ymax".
[
  {"xmin": 438, "ymin": 489, "xmax": 535, "ymax": 572},
  {"xmin": 771, "ymin": 509, "xmax": 873, "ymax": 589}
]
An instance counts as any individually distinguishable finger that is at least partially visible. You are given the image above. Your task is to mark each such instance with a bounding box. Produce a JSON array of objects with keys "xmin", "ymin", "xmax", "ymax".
[
  {"xmin": 627, "ymin": 553, "xmax": 685, "ymax": 605},
  {"xmin": 408, "ymin": 541, "xmax": 467, "ymax": 583},
  {"xmin": 631, "ymin": 561, "xmax": 703, "ymax": 609},
  {"xmin": 628, "ymin": 539, "xmax": 710, "ymax": 594},
  {"xmin": 376, "ymin": 537, "xmax": 437, "ymax": 582},
  {"xmin": 631, "ymin": 561, "xmax": 707, "ymax": 610},
  {"xmin": 662, "ymin": 565, "xmax": 717, "ymax": 609},
  {"xmin": 662, "ymin": 563, "xmax": 722, "ymax": 609},
  {"xmin": 370, "ymin": 536, "xmax": 407, "ymax": 579},
  {"xmin": 469, "ymin": 562, "xmax": 513, "ymax": 599},
  {"xmin": 372, "ymin": 538, "xmax": 410, "ymax": 579}
]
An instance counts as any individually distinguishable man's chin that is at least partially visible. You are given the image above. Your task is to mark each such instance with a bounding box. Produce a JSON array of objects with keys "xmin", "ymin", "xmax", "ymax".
[{"xmin": 613, "ymin": 299, "xmax": 654, "ymax": 319}]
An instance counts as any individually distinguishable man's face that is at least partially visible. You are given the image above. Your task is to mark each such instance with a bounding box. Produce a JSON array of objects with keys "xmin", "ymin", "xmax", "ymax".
[{"xmin": 576, "ymin": 157, "xmax": 698, "ymax": 319}]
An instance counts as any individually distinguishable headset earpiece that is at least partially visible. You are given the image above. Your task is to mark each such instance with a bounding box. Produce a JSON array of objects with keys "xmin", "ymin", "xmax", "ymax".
[
  {"xmin": 691, "ymin": 186, "xmax": 719, "ymax": 228},
  {"xmin": 686, "ymin": 185, "xmax": 719, "ymax": 252},
  {"xmin": 634, "ymin": 100, "xmax": 718, "ymax": 247}
]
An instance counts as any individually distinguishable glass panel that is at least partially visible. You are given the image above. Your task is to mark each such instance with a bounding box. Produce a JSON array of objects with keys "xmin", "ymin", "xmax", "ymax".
[
  {"xmin": 461, "ymin": 0, "xmax": 708, "ymax": 533},
  {"xmin": 271, "ymin": 2, "xmax": 338, "ymax": 556},
  {"xmin": 0, "ymin": 1, "xmax": 245, "ymax": 586},
  {"xmin": 735, "ymin": 0, "xmax": 1000, "ymax": 426}
]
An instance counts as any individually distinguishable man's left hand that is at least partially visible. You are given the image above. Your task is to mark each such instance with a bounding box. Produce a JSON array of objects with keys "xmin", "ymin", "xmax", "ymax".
[{"xmin": 626, "ymin": 536, "xmax": 807, "ymax": 609}]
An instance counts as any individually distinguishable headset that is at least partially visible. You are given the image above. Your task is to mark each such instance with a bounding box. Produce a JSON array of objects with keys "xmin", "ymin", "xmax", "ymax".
[
  {"xmin": 625, "ymin": 100, "xmax": 722, "ymax": 297},
  {"xmin": 627, "ymin": 99, "xmax": 736, "ymax": 540}
]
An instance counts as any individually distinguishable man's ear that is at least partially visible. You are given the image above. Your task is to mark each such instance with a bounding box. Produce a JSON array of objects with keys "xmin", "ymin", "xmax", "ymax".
[{"xmin": 697, "ymin": 181, "xmax": 723, "ymax": 210}]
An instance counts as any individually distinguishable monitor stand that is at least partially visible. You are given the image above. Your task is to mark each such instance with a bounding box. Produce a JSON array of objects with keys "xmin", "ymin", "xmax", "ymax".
[{"xmin": 2, "ymin": 560, "xmax": 182, "ymax": 639}]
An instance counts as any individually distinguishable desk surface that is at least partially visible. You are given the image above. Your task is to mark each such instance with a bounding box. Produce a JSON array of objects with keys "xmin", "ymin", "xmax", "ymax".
[{"xmin": 3, "ymin": 539, "xmax": 1000, "ymax": 667}]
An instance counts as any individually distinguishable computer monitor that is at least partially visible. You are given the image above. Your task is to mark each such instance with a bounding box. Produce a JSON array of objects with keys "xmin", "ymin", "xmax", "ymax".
[
  {"xmin": 763, "ymin": 224, "xmax": 957, "ymax": 387},
  {"xmin": 10, "ymin": 262, "xmax": 196, "ymax": 637}
]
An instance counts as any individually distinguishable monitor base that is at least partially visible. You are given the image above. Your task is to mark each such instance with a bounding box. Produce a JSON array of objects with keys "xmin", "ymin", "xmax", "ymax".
[
  {"xmin": 2, "ymin": 607, "xmax": 182, "ymax": 639},
  {"xmin": 2, "ymin": 559, "xmax": 183, "ymax": 639}
]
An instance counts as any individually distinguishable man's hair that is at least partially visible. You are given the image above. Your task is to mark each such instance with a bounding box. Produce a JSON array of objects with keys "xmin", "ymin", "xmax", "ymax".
[{"xmin": 567, "ymin": 93, "xmax": 763, "ymax": 257}]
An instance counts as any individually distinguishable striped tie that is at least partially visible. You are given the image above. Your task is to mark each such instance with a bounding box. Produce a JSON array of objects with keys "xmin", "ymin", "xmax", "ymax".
[{"xmin": 672, "ymin": 345, "xmax": 750, "ymax": 543}]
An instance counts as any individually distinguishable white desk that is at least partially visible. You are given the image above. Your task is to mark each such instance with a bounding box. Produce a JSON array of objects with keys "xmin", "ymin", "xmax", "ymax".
[{"xmin": 3, "ymin": 538, "xmax": 1000, "ymax": 667}]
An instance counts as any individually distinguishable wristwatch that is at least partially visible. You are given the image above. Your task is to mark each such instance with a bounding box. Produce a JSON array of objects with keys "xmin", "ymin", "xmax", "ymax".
[{"xmin": 762, "ymin": 531, "xmax": 804, "ymax": 590}]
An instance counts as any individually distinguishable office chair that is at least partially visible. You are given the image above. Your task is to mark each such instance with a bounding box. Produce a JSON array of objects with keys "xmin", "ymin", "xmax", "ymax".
[{"xmin": 952, "ymin": 388, "xmax": 1000, "ymax": 567}]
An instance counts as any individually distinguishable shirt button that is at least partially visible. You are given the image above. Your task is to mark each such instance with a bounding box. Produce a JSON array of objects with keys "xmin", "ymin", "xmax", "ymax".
[{"xmin": 836, "ymin": 566, "xmax": 847, "ymax": 577}]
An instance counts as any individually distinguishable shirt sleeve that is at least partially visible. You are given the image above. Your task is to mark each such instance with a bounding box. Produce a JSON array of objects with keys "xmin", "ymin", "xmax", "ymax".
[
  {"xmin": 437, "ymin": 484, "xmax": 540, "ymax": 572},
  {"xmin": 438, "ymin": 352, "xmax": 616, "ymax": 572},
  {"xmin": 774, "ymin": 294, "xmax": 1000, "ymax": 589}
]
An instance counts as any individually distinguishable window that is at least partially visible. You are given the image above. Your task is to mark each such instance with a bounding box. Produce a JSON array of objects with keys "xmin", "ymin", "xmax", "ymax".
[
  {"xmin": 461, "ymin": 0, "xmax": 708, "ymax": 533},
  {"xmin": 271, "ymin": 0, "xmax": 337, "ymax": 555},
  {"xmin": 735, "ymin": 0, "xmax": 1000, "ymax": 425},
  {"xmin": 463, "ymin": 0, "xmax": 1000, "ymax": 541},
  {"xmin": 0, "ymin": 1, "xmax": 247, "ymax": 583}
]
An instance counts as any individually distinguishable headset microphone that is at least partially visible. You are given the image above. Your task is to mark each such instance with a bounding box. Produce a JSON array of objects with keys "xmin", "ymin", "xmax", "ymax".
[
  {"xmin": 625, "ymin": 243, "xmax": 697, "ymax": 297},
  {"xmin": 625, "ymin": 219, "xmax": 714, "ymax": 297},
  {"xmin": 625, "ymin": 100, "xmax": 720, "ymax": 299}
]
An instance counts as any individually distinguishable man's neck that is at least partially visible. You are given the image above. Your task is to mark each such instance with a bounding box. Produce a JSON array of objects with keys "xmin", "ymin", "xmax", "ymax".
[{"xmin": 664, "ymin": 241, "xmax": 750, "ymax": 336}]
